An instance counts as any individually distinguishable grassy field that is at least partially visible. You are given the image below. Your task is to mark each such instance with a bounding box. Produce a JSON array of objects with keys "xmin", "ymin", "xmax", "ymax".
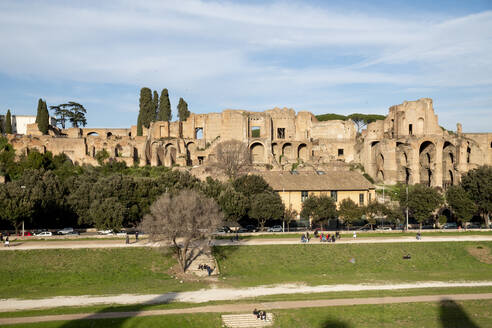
[
  {"xmin": 2, "ymin": 242, "xmax": 491, "ymax": 299},
  {"xmin": 0, "ymin": 248, "xmax": 205, "ymax": 299},
  {"xmin": 3, "ymin": 299, "xmax": 491, "ymax": 327},
  {"xmin": 214, "ymin": 242, "xmax": 492, "ymax": 287}
]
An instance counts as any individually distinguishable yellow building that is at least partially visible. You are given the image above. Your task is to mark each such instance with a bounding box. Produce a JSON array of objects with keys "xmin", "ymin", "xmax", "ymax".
[{"xmin": 259, "ymin": 171, "xmax": 376, "ymax": 218}]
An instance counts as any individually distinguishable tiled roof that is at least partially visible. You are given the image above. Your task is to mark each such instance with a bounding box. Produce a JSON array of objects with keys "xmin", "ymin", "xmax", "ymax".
[{"xmin": 258, "ymin": 170, "xmax": 375, "ymax": 191}]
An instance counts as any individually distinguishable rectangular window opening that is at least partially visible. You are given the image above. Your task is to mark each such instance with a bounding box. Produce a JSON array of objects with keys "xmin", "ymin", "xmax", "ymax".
[
  {"xmin": 198, "ymin": 156, "xmax": 204, "ymax": 165},
  {"xmin": 277, "ymin": 128, "xmax": 285, "ymax": 139},
  {"xmin": 251, "ymin": 126, "xmax": 260, "ymax": 138},
  {"xmin": 338, "ymin": 148, "xmax": 344, "ymax": 156},
  {"xmin": 409, "ymin": 124, "xmax": 413, "ymax": 135},
  {"xmin": 330, "ymin": 190, "xmax": 338, "ymax": 202},
  {"xmin": 359, "ymin": 193, "xmax": 364, "ymax": 206},
  {"xmin": 301, "ymin": 191, "xmax": 308, "ymax": 202}
]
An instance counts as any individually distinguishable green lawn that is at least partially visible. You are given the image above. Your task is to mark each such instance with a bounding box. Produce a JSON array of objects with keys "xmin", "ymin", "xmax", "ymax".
[
  {"xmin": 0, "ymin": 248, "xmax": 205, "ymax": 299},
  {"xmin": 214, "ymin": 242, "xmax": 492, "ymax": 287},
  {"xmin": 3, "ymin": 300, "xmax": 491, "ymax": 327},
  {"xmin": 2, "ymin": 242, "xmax": 491, "ymax": 299}
]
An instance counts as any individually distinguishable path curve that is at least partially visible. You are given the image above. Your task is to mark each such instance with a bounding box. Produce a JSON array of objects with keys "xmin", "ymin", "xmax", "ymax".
[{"xmin": 1, "ymin": 293, "xmax": 491, "ymax": 325}]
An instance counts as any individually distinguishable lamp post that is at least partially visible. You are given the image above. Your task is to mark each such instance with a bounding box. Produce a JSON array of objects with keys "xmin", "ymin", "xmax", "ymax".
[
  {"xmin": 405, "ymin": 185, "xmax": 409, "ymax": 231},
  {"xmin": 21, "ymin": 185, "xmax": 26, "ymax": 237}
]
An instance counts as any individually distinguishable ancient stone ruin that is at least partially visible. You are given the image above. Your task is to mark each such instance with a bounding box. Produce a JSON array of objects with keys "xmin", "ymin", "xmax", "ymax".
[{"xmin": 8, "ymin": 98, "xmax": 492, "ymax": 187}]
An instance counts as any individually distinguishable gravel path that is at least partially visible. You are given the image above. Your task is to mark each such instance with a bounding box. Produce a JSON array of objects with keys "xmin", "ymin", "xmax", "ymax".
[
  {"xmin": 1, "ymin": 235, "xmax": 492, "ymax": 250},
  {"xmin": 1, "ymin": 281, "xmax": 492, "ymax": 312},
  {"xmin": 1, "ymin": 292, "xmax": 492, "ymax": 325}
]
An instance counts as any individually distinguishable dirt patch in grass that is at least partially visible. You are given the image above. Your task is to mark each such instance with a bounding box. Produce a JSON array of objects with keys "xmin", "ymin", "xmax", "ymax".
[{"xmin": 467, "ymin": 245, "xmax": 492, "ymax": 264}]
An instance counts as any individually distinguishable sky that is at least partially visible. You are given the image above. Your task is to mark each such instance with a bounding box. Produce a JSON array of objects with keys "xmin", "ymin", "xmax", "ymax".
[{"xmin": 0, "ymin": 0, "xmax": 491, "ymax": 132}]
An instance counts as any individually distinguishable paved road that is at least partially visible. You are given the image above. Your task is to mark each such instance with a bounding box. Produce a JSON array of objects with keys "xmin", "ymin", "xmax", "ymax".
[
  {"xmin": 1, "ymin": 235, "xmax": 492, "ymax": 250},
  {"xmin": 1, "ymin": 293, "xmax": 491, "ymax": 325}
]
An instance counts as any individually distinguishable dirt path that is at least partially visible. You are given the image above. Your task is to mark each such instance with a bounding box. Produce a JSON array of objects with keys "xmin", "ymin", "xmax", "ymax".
[
  {"xmin": 1, "ymin": 235, "xmax": 492, "ymax": 251},
  {"xmin": 1, "ymin": 293, "xmax": 491, "ymax": 325},
  {"xmin": 2, "ymin": 281, "xmax": 492, "ymax": 312}
]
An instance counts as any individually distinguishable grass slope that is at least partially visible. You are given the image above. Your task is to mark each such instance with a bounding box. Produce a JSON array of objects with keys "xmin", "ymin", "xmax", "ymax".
[
  {"xmin": 3, "ymin": 300, "xmax": 491, "ymax": 327},
  {"xmin": 0, "ymin": 248, "xmax": 205, "ymax": 299},
  {"xmin": 214, "ymin": 242, "xmax": 492, "ymax": 287}
]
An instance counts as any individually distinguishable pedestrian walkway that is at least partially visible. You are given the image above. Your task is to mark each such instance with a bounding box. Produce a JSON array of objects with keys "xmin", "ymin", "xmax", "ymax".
[
  {"xmin": 222, "ymin": 313, "xmax": 274, "ymax": 327},
  {"xmin": 1, "ymin": 293, "xmax": 491, "ymax": 325}
]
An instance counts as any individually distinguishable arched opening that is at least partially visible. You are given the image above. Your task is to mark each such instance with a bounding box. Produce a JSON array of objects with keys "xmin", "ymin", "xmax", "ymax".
[
  {"xmin": 115, "ymin": 144, "xmax": 123, "ymax": 157},
  {"xmin": 106, "ymin": 132, "xmax": 113, "ymax": 138},
  {"xmin": 297, "ymin": 144, "xmax": 308, "ymax": 161},
  {"xmin": 87, "ymin": 132, "xmax": 99, "ymax": 137},
  {"xmin": 282, "ymin": 143, "xmax": 293, "ymax": 162},
  {"xmin": 186, "ymin": 142, "xmax": 196, "ymax": 166},
  {"xmin": 377, "ymin": 170, "xmax": 384, "ymax": 181},
  {"xmin": 442, "ymin": 141, "xmax": 456, "ymax": 187},
  {"xmin": 250, "ymin": 142, "xmax": 265, "ymax": 164},
  {"xmin": 164, "ymin": 143, "xmax": 177, "ymax": 166},
  {"xmin": 419, "ymin": 141, "xmax": 436, "ymax": 186},
  {"xmin": 417, "ymin": 117, "xmax": 424, "ymax": 134},
  {"xmin": 195, "ymin": 128, "xmax": 203, "ymax": 139},
  {"xmin": 466, "ymin": 146, "xmax": 471, "ymax": 163}
]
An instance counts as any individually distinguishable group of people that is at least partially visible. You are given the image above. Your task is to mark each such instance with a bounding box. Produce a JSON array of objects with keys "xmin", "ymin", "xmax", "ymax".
[
  {"xmin": 253, "ymin": 309, "xmax": 267, "ymax": 320},
  {"xmin": 300, "ymin": 232, "xmax": 311, "ymax": 243},
  {"xmin": 0, "ymin": 233, "xmax": 9, "ymax": 247},
  {"xmin": 314, "ymin": 230, "xmax": 340, "ymax": 243},
  {"xmin": 198, "ymin": 263, "xmax": 214, "ymax": 276}
]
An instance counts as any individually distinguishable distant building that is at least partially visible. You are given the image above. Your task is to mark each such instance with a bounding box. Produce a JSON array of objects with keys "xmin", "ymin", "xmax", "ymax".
[
  {"xmin": 0, "ymin": 115, "xmax": 56, "ymax": 135},
  {"xmin": 259, "ymin": 170, "xmax": 376, "ymax": 216}
]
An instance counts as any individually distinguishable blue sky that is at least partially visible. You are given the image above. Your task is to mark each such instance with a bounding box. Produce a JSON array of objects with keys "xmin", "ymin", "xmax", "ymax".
[{"xmin": 0, "ymin": 0, "xmax": 491, "ymax": 131}]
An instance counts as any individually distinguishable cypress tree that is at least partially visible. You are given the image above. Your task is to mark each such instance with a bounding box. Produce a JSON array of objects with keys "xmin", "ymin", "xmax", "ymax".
[
  {"xmin": 177, "ymin": 97, "xmax": 190, "ymax": 122},
  {"xmin": 137, "ymin": 113, "xmax": 143, "ymax": 136},
  {"xmin": 152, "ymin": 90, "xmax": 159, "ymax": 122},
  {"xmin": 5, "ymin": 109, "xmax": 12, "ymax": 134},
  {"xmin": 0, "ymin": 116, "xmax": 3, "ymax": 134},
  {"xmin": 138, "ymin": 87, "xmax": 153, "ymax": 128},
  {"xmin": 35, "ymin": 98, "xmax": 43, "ymax": 124},
  {"xmin": 38, "ymin": 100, "xmax": 49, "ymax": 134},
  {"xmin": 158, "ymin": 88, "xmax": 172, "ymax": 121}
]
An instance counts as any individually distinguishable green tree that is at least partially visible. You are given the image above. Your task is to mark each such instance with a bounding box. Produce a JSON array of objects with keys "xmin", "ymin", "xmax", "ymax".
[
  {"xmin": 177, "ymin": 97, "xmax": 190, "ymax": 122},
  {"xmin": 446, "ymin": 185, "xmax": 477, "ymax": 227},
  {"xmin": 0, "ymin": 181, "xmax": 35, "ymax": 233},
  {"xmin": 347, "ymin": 113, "xmax": 386, "ymax": 133},
  {"xmin": 152, "ymin": 90, "xmax": 159, "ymax": 121},
  {"xmin": 232, "ymin": 175, "xmax": 272, "ymax": 197},
  {"xmin": 461, "ymin": 166, "xmax": 492, "ymax": 226},
  {"xmin": 301, "ymin": 194, "xmax": 338, "ymax": 230},
  {"xmin": 137, "ymin": 113, "xmax": 143, "ymax": 136},
  {"xmin": 89, "ymin": 197, "xmax": 125, "ymax": 230},
  {"xmin": 218, "ymin": 186, "xmax": 249, "ymax": 223},
  {"xmin": 404, "ymin": 184, "xmax": 444, "ymax": 230},
  {"xmin": 138, "ymin": 87, "xmax": 154, "ymax": 128},
  {"xmin": 249, "ymin": 191, "xmax": 285, "ymax": 230},
  {"xmin": 5, "ymin": 110, "xmax": 12, "ymax": 134},
  {"xmin": 95, "ymin": 149, "xmax": 110, "ymax": 165},
  {"xmin": 36, "ymin": 99, "xmax": 49, "ymax": 134},
  {"xmin": 337, "ymin": 198, "xmax": 361, "ymax": 229},
  {"xmin": 283, "ymin": 206, "xmax": 298, "ymax": 232},
  {"xmin": 158, "ymin": 88, "xmax": 172, "ymax": 121},
  {"xmin": 50, "ymin": 102, "xmax": 87, "ymax": 128},
  {"xmin": 363, "ymin": 201, "xmax": 389, "ymax": 229},
  {"xmin": 315, "ymin": 113, "xmax": 347, "ymax": 121}
]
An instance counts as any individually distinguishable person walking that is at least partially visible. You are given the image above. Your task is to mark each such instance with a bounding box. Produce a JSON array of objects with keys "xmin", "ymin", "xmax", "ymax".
[
  {"xmin": 353, "ymin": 231, "xmax": 357, "ymax": 239},
  {"xmin": 5, "ymin": 235, "xmax": 9, "ymax": 247},
  {"xmin": 125, "ymin": 234, "xmax": 129, "ymax": 244},
  {"xmin": 135, "ymin": 231, "xmax": 139, "ymax": 242}
]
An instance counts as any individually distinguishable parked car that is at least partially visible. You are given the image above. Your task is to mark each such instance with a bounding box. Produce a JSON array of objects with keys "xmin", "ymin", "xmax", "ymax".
[
  {"xmin": 57, "ymin": 227, "xmax": 74, "ymax": 235},
  {"xmin": 376, "ymin": 226, "xmax": 392, "ymax": 231},
  {"xmin": 443, "ymin": 222, "xmax": 458, "ymax": 229},
  {"xmin": 216, "ymin": 226, "xmax": 232, "ymax": 234},
  {"xmin": 358, "ymin": 226, "xmax": 372, "ymax": 231},
  {"xmin": 245, "ymin": 225, "xmax": 258, "ymax": 232},
  {"xmin": 236, "ymin": 227, "xmax": 249, "ymax": 233},
  {"xmin": 467, "ymin": 223, "xmax": 481, "ymax": 229},
  {"xmin": 114, "ymin": 231, "xmax": 127, "ymax": 236},
  {"xmin": 65, "ymin": 231, "xmax": 80, "ymax": 236},
  {"xmin": 97, "ymin": 229, "xmax": 113, "ymax": 235},
  {"xmin": 267, "ymin": 225, "xmax": 283, "ymax": 232},
  {"xmin": 34, "ymin": 231, "xmax": 52, "ymax": 237}
]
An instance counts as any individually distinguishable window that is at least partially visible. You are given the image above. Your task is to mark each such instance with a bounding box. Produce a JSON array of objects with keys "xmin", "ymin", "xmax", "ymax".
[
  {"xmin": 369, "ymin": 193, "xmax": 371, "ymax": 202},
  {"xmin": 359, "ymin": 193, "xmax": 364, "ymax": 206},
  {"xmin": 195, "ymin": 127, "xmax": 203, "ymax": 139},
  {"xmin": 251, "ymin": 126, "xmax": 260, "ymax": 138},
  {"xmin": 338, "ymin": 148, "xmax": 344, "ymax": 156},
  {"xmin": 330, "ymin": 190, "xmax": 338, "ymax": 202},
  {"xmin": 198, "ymin": 156, "xmax": 204, "ymax": 165},
  {"xmin": 466, "ymin": 147, "xmax": 471, "ymax": 163},
  {"xmin": 277, "ymin": 128, "xmax": 285, "ymax": 139},
  {"xmin": 409, "ymin": 124, "xmax": 413, "ymax": 135},
  {"xmin": 301, "ymin": 191, "xmax": 308, "ymax": 202}
]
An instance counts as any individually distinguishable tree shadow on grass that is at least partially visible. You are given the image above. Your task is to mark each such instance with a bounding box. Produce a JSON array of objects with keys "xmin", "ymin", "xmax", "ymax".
[
  {"xmin": 439, "ymin": 299, "xmax": 480, "ymax": 328},
  {"xmin": 320, "ymin": 319, "xmax": 351, "ymax": 328},
  {"xmin": 58, "ymin": 293, "xmax": 178, "ymax": 328}
]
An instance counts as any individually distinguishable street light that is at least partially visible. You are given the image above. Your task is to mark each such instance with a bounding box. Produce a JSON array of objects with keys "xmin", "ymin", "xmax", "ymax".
[{"xmin": 21, "ymin": 185, "xmax": 26, "ymax": 237}]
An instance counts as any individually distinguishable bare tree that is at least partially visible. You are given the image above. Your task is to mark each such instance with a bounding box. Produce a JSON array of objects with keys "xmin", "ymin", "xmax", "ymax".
[
  {"xmin": 140, "ymin": 190, "xmax": 223, "ymax": 272},
  {"xmin": 214, "ymin": 140, "xmax": 251, "ymax": 179}
]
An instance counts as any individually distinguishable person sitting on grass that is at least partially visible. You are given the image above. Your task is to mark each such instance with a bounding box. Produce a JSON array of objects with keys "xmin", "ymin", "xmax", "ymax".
[
  {"xmin": 321, "ymin": 234, "xmax": 326, "ymax": 242},
  {"xmin": 331, "ymin": 234, "xmax": 336, "ymax": 242}
]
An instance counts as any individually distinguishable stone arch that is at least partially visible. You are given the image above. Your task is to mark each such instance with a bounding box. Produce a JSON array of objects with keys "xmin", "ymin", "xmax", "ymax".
[
  {"xmin": 297, "ymin": 143, "xmax": 308, "ymax": 162},
  {"xmin": 282, "ymin": 142, "xmax": 293, "ymax": 162},
  {"xmin": 442, "ymin": 141, "xmax": 456, "ymax": 188},
  {"xmin": 164, "ymin": 143, "xmax": 177, "ymax": 166},
  {"xmin": 115, "ymin": 144, "xmax": 123, "ymax": 157},
  {"xmin": 186, "ymin": 142, "xmax": 196, "ymax": 166},
  {"xmin": 250, "ymin": 142, "xmax": 265, "ymax": 164},
  {"xmin": 419, "ymin": 140, "xmax": 436, "ymax": 186},
  {"xmin": 106, "ymin": 132, "xmax": 113, "ymax": 138},
  {"xmin": 87, "ymin": 132, "xmax": 99, "ymax": 137}
]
